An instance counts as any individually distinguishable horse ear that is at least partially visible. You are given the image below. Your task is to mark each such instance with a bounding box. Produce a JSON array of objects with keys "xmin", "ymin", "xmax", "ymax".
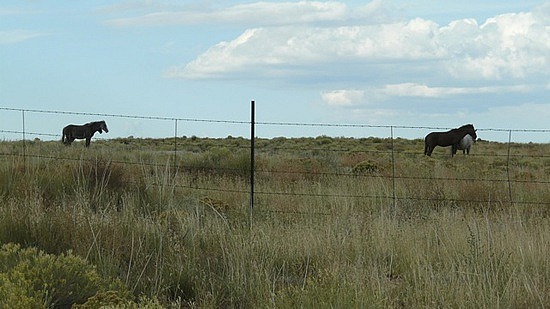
[{"xmin": 475, "ymin": 129, "xmax": 477, "ymax": 132}]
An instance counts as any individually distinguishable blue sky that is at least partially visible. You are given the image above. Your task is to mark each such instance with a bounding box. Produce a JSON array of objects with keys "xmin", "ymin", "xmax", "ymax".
[{"xmin": 1, "ymin": 0, "xmax": 549, "ymax": 142}]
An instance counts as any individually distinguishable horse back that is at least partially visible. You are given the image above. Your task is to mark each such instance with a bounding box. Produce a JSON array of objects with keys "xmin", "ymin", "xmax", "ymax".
[
  {"xmin": 62, "ymin": 125, "xmax": 74, "ymax": 135},
  {"xmin": 425, "ymin": 132, "xmax": 443, "ymax": 144},
  {"xmin": 63, "ymin": 124, "xmax": 89, "ymax": 139}
]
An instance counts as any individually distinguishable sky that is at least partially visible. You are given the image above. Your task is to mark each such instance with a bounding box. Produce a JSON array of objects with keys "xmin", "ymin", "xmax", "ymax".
[{"xmin": 1, "ymin": 0, "xmax": 549, "ymax": 143}]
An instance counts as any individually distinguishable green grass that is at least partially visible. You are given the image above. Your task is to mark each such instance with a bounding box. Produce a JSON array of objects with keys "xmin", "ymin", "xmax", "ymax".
[{"xmin": 0, "ymin": 137, "xmax": 549, "ymax": 307}]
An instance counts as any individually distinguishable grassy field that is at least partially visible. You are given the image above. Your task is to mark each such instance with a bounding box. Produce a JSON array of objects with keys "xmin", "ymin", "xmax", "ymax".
[{"xmin": 0, "ymin": 136, "xmax": 549, "ymax": 307}]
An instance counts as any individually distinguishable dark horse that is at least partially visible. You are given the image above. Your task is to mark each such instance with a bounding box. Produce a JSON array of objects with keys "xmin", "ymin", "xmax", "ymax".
[
  {"xmin": 424, "ymin": 124, "xmax": 477, "ymax": 156},
  {"xmin": 62, "ymin": 120, "xmax": 109, "ymax": 147}
]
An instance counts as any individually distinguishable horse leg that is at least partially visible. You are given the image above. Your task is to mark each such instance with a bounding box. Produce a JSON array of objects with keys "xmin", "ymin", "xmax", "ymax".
[
  {"xmin": 62, "ymin": 132, "xmax": 70, "ymax": 145},
  {"xmin": 85, "ymin": 137, "xmax": 91, "ymax": 147},
  {"xmin": 451, "ymin": 145, "xmax": 457, "ymax": 157},
  {"xmin": 63, "ymin": 135, "xmax": 73, "ymax": 145}
]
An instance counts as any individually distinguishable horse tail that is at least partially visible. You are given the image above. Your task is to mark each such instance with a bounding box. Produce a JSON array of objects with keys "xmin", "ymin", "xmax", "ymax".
[
  {"xmin": 61, "ymin": 128, "xmax": 67, "ymax": 144},
  {"xmin": 424, "ymin": 134, "xmax": 432, "ymax": 156}
]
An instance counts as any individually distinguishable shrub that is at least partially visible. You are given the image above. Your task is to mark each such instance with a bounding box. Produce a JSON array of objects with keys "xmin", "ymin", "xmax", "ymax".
[
  {"xmin": 73, "ymin": 290, "xmax": 133, "ymax": 308},
  {"xmin": 352, "ymin": 160, "xmax": 380, "ymax": 175},
  {"xmin": 183, "ymin": 147, "xmax": 250, "ymax": 177},
  {"xmin": 0, "ymin": 243, "xmax": 130, "ymax": 308}
]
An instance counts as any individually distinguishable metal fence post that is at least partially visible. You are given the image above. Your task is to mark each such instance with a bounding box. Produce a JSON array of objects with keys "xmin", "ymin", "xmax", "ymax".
[
  {"xmin": 173, "ymin": 118, "xmax": 178, "ymax": 172},
  {"xmin": 250, "ymin": 100, "xmax": 255, "ymax": 228},
  {"xmin": 506, "ymin": 130, "xmax": 513, "ymax": 206},
  {"xmin": 22, "ymin": 109, "xmax": 26, "ymax": 171},
  {"xmin": 390, "ymin": 126, "xmax": 396, "ymax": 211}
]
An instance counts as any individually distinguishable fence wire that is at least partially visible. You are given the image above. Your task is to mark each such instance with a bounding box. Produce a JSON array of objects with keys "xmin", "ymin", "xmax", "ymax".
[{"xmin": 1, "ymin": 106, "xmax": 549, "ymax": 211}]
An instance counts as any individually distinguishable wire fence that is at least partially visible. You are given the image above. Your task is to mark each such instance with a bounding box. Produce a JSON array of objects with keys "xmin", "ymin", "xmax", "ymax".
[{"xmin": 1, "ymin": 105, "xmax": 549, "ymax": 218}]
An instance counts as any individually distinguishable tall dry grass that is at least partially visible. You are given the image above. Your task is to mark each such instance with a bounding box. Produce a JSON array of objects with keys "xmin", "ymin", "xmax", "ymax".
[{"xmin": 0, "ymin": 137, "xmax": 548, "ymax": 307}]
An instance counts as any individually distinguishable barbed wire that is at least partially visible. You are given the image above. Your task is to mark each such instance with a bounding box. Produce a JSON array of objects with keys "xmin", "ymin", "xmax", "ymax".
[
  {"xmin": 2, "ymin": 150, "xmax": 549, "ymax": 186},
  {"xmin": 174, "ymin": 182, "xmax": 550, "ymax": 207},
  {"xmin": 257, "ymin": 121, "xmax": 550, "ymax": 133},
  {"xmin": 4, "ymin": 129, "xmax": 549, "ymax": 160},
  {"xmin": 0, "ymin": 107, "xmax": 248, "ymax": 124},
  {"xmin": 1, "ymin": 150, "xmax": 548, "ymax": 208},
  {"xmin": 1, "ymin": 106, "xmax": 549, "ymax": 212},
  {"xmin": 2, "ymin": 106, "xmax": 550, "ymax": 133}
]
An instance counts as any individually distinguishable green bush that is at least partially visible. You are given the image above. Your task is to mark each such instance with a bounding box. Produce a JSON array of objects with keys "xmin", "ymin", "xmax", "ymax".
[{"xmin": 0, "ymin": 243, "xmax": 130, "ymax": 308}]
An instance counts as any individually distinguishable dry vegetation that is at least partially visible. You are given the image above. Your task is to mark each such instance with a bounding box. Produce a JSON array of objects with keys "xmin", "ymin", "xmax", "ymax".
[{"xmin": 0, "ymin": 136, "xmax": 549, "ymax": 307}]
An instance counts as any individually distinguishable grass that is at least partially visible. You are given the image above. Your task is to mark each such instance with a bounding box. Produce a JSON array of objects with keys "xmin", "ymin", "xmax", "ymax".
[{"xmin": 0, "ymin": 136, "xmax": 549, "ymax": 307}]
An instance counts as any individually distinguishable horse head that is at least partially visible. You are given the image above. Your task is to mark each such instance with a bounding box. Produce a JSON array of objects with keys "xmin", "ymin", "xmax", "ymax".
[
  {"xmin": 99, "ymin": 121, "xmax": 109, "ymax": 133},
  {"xmin": 458, "ymin": 124, "xmax": 477, "ymax": 141}
]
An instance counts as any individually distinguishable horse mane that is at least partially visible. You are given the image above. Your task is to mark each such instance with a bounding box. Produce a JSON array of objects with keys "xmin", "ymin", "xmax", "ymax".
[
  {"xmin": 457, "ymin": 124, "xmax": 474, "ymax": 130},
  {"xmin": 85, "ymin": 121, "xmax": 104, "ymax": 126}
]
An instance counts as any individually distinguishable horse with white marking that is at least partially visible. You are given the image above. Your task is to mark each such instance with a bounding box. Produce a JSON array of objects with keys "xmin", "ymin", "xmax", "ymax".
[
  {"xmin": 424, "ymin": 124, "xmax": 477, "ymax": 157},
  {"xmin": 452, "ymin": 134, "xmax": 475, "ymax": 156}
]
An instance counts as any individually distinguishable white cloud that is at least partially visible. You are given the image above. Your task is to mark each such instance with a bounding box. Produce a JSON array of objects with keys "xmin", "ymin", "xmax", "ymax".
[
  {"xmin": 321, "ymin": 90, "xmax": 364, "ymax": 106},
  {"xmin": 443, "ymin": 11, "xmax": 549, "ymax": 79},
  {"xmin": 320, "ymin": 83, "xmax": 532, "ymax": 108},
  {"xmin": 168, "ymin": 18, "xmax": 445, "ymax": 79},
  {"xmin": 378, "ymin": 83, "xmax": 531, "ymax": 98},
  {"xmin": 166, "ymin": 28, "xmax": 270, "ymax": 79},
  {"xmin": 107, "ymin": 1, "xmax": 373, "ymax": 27},
  {"xmin": 0, "ymin": 30, "xmax": 48, "ymax": 45},
  {"xmin": 166, "ymin": 2, "xmax": 548, "ymax": 82}
]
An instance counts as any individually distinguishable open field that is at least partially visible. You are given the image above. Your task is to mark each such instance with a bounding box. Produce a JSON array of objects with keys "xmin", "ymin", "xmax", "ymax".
[{"xmin": 0, "ymin": 136, "xmax": 549, "ymax": 307}]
